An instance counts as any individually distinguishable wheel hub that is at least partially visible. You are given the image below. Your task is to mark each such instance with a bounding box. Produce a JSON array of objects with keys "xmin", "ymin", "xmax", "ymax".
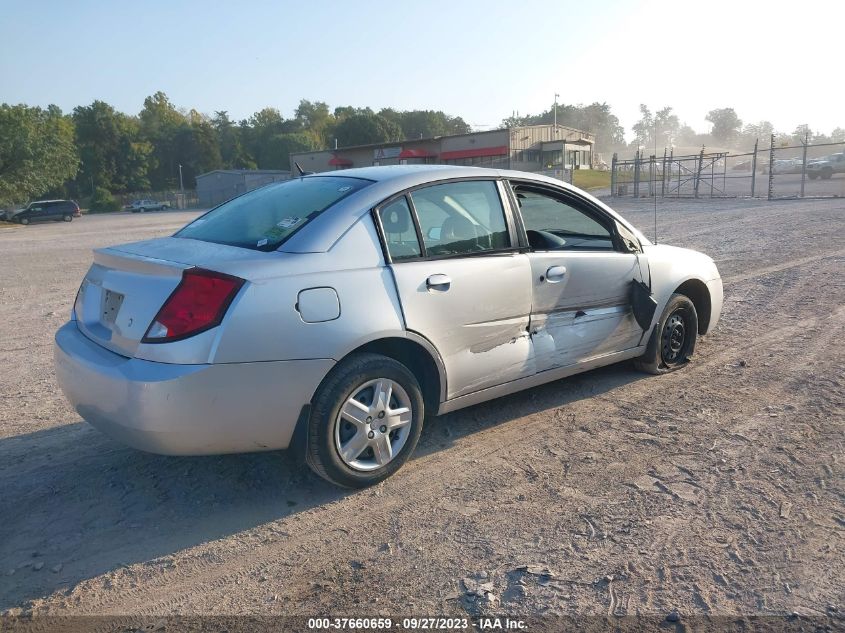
[
  {"xmin": 662, "ymin": 313, "xmax": 687, "ymax": 363},
  {"xmin": 334, "ymin": 378, "xmax": 413, "ymax": 472}
]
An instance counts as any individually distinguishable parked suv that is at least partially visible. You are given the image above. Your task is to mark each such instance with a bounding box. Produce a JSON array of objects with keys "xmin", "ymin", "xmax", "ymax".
[
  {"xmin": 11, "ymin": 200, "xmax": 80, "ymax": 225},
  {"xmin": 807, "ymin": 153, "xmax": 845, "ymax": 180}
]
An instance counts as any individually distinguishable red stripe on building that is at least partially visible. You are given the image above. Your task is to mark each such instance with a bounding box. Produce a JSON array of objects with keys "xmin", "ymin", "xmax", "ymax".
[
  {"xmin": 398, "ymin": 148, "xmax": 436, "ymax": 158},
  {"xmin": 328, "ymin": 155, "xmax": 353, "ymax": 166},
  {"xmin": 440, "ymin": 145, "xmax": 509, "ymax": 160}
]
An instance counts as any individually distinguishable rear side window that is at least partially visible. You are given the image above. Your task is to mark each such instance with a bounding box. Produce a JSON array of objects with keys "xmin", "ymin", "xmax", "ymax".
[
  {"xmin": 410, "ymin": 180, "xmax": 510, "ymax": 256},
  {"xmin": 176, "ymin": 176, "xmax": 371, "ymax": 251},
  {"xmin": 377, "ymin": 197, "xmax": 421, "ymax": 261}
]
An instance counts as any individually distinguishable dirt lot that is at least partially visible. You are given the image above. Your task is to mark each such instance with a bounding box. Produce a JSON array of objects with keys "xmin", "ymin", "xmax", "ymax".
[{"xmin": 0, "ymin": 199, "xmax": 843, "ymax": 625}]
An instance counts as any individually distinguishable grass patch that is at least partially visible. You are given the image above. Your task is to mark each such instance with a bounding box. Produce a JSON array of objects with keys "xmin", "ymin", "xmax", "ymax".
[{"xmin": 572, "ymin": 170, "xmax": 611, "ymax": 190}]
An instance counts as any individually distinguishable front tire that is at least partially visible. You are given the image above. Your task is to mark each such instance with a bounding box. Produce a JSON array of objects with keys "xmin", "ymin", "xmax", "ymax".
[
  {"xmin": 19, "ymin": 217, "xmax": 29, "ymax": 225},
  {"xmin": 306, "ymin": 353, "xmax": 424, "ymax": 488},
  {"xmin": 635, "ymin": 293, "xmax": 698, "ymax": 375}
]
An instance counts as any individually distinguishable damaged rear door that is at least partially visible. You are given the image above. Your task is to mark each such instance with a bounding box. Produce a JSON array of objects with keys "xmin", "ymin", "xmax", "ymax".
[
  {"xmin": 376, "ymin": 179, "xmax": 534, "ymax": 399},
  {"xmin": 509, "ymin": 182, "xmax": 644, "ymax": 372}
]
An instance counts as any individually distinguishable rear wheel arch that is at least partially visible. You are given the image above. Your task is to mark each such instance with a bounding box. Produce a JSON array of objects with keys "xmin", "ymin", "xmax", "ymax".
[
  {"xmin": 673, "ymin": 278, "xmax": 711, "ymax": 334},
  {"xmin": 349, "ymin": 335, "xmax": 445, "ymax": 415}
]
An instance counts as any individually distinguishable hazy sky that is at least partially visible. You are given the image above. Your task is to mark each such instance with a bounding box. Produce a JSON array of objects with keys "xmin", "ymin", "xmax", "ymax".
[{"xmin": 2, "ymin": 0, "xmax": 842, "ymax": 141}]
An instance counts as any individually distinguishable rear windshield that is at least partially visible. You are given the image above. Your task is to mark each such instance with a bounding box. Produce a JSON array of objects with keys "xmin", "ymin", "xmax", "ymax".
[{"xmin": 176, "ymin": 176, "xmax": 372, "ymax": 251}]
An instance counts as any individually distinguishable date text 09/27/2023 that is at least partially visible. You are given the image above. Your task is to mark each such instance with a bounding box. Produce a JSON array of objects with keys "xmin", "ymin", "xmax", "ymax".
[{"xmin": 306, "ymin": 617, "xmax": 528, "ymax": 630}]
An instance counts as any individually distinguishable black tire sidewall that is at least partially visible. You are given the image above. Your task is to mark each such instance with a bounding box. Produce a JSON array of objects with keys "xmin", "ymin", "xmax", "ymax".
[
  {"xmin": 658, "ymin": 294, "xmax": 698, "ymax": 370},
  {"xmin": 307, "ymin": 353, "xmax": 424, "ymax": 488}
]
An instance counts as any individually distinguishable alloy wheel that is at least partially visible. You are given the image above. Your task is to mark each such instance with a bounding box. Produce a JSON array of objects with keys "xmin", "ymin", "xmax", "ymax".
[{"xmin": 334, "ymin": 378, "xmax": 413, "ymax": 471}]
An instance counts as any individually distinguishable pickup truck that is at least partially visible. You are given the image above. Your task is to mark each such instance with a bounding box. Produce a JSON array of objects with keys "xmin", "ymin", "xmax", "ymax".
[{"xmin": 806, "ymin": 153, "xmax": 845, "ymax": 180}]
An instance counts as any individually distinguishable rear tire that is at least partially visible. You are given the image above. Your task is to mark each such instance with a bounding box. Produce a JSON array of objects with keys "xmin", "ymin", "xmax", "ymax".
[
  {"xmin": 63, "ymin": 214, "xmax": 72, "ymax": 222},
  {"xmin": 305, "ymin": 353, "xmax": 424, "ymax": 488},
  {"xmin": 821, "ymin": 169, "xmax": 833, "ymax": 180},
  {"xmin": 635, "ymin": 293, "xmax": 698, "ymax": 375}
]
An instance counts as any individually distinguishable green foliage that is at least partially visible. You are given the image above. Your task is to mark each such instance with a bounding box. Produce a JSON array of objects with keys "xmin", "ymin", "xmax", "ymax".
[
  {"xmin": 334, "ymin": 113, "xmax": 403, "ymax": 148},
  {"xmin": 502, "ymin": 101, "xmax": 625, "ymax": 149},
  {"xmin": 705, "ymin": 108, "xmax": 743, "ymax": 145},
  {"xmin": 73, "ymin": 100, "xmax": 153, "ymax": 193},
  {"xmin": 262, "ymin": 133, "xmax": 314, "ymax": 170},
  {"xmin": 89, "ymin": 186, "xmax": 120, "ymax": 213},
  {"xmin": 631, "ymin": 105, "xmax": 680, "ymax": 149},
  {"xmin": 9, "ymin": 90, "xmax": 838, "ymax": 203},
  {"xmin": 0, "ymin": 103, "xmax": 78, "ymax": 205}
]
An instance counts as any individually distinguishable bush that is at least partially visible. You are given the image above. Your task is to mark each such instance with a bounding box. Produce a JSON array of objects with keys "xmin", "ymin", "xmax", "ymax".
[{"xmin": 89, "ymin": 187, "xmax": 120, "ymax": 213}]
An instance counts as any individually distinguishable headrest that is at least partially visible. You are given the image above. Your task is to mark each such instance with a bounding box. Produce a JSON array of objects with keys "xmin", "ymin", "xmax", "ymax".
[{"xmin": 382, "ymin": 205, "xmax": 410, "ymax": 233}]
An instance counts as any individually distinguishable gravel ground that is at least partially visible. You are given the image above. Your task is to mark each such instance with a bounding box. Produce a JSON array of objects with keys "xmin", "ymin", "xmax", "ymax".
[{"xmin": 0, "ymin": 198, "xmax": 843, "ymax": 625}]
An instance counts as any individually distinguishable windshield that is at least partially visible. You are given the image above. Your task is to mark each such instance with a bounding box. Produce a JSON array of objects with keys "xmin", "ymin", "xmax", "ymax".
[{"xmin": 176, "ymin": 176, "xmax": 371, "ymax": 251}]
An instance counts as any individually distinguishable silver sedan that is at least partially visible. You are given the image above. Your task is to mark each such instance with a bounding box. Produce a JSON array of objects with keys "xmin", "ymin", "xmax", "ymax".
[{"xmin": 55, "ymin": 166, "xmax": 723, "ymax": 487}]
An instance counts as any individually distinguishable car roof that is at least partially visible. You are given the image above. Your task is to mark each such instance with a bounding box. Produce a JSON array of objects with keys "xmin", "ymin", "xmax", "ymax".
[{"xmin": 282, "ymin": 165, "xmax": 639, "ymax": 253}]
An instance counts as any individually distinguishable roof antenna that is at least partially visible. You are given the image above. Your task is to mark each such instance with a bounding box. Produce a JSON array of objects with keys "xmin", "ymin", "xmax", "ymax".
[{"xmin": 294, "ymin": 161, "xmax": 312, "ymax": 177}]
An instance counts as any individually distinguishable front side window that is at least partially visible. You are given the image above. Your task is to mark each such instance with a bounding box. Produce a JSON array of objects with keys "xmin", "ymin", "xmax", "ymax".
[
  {"xmin": 177, "ymin": 176, "xmax": 371, "ymax": 251},
  {"xmin": 377, "ymin": 197, "xmax": 421, "ymax": 261},
  {"xmin": 410, "ymin": 180, "xmax": 510, "ymax": 257},
  {"xmin": 513, "ymin": 185, "xmax": 615, "ymax": 251}
]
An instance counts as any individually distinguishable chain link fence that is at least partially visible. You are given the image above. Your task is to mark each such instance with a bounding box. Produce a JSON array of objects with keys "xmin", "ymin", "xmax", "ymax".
[
  {"xmin": 612, "ymin": 137, "xmax": 845, "ymax": 199},
  {"xmin": 117, "ymin": 190, "xmax": 200, "ymax": 209}
]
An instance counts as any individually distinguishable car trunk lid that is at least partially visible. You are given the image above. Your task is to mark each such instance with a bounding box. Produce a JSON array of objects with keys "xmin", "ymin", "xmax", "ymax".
[{"xmin": 74, "ymin": 237, "xmax": 273, "ymax": 358}]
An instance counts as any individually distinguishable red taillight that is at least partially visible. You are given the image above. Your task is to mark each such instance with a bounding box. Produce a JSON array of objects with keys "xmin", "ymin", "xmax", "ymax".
[{"xmin": 142, "ymin": 268, "xmax": 244, "ymax": 343}]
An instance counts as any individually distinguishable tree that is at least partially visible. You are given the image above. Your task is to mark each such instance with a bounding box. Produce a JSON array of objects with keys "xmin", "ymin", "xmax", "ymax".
[
  {"xmin": 73, "ymin": 100, "xmax": 153, "ymax": 193},
  {"xmin": 705, "ymin": 108, "xmax": 742, "ymax": 145},
  {"xmin": 295, "ymin": 100, "xmax": 335, "ymax": 147},
  {"xmin": 378, "ymin": 108, "xmax": 471, "ymax": 139},
  {"xmin": 631, "ymin": 105, "xmax": 653, "ymax": 148},
  {"xmin": 653, "ymin": 107, "xmax": 680, "ymax": 147},
  {"xmin": 139, "ymin": 92, "xmax": 188, "ymax": 189},
  {"xmin": 262, "ymin": 133, "xmax": 314, "ymax": 169},
  {"xmin": 791, "ymin": 124, "xmax": 813, "ymax": 145},
  {"xmin": 89, "ymin": 186, "xmax": 120, "ymax": 212},
  {"xmin": 831, "ymin": 127, "xmax": 845, "ymax": 143},
  {"xmin": 173, "ymin": 116, "xmax": 223, "ymax": 186},
  {"xmin": 0, "ymin": 103, "xmax": 78, "ymax": 205},
  {"xmin": 243, "ymin": 107, "xmax": 286, "ymax": 167},
  {"xmin": 739, "ymin": 121, "xmax": 775, "ymax": 147},
  {"xmin": 500, "ymin": 101, "xmax": 624, "ymax": 150},
  {"xmin": 334, "ymin": 113, "xmax": 402, "ymax": 147},
  {"xmin": 212, "ymin": 111, "xmax": 253, "ymax": 169}
]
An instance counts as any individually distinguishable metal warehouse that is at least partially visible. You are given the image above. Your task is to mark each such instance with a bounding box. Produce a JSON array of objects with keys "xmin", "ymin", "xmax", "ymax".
[
  {"xmin": 195, "ymin": 169, "xmax": 291, "ymax": 208},
  {"xmin": 290, "ymin": 124, "xmax": 595, "ymax": 177}
]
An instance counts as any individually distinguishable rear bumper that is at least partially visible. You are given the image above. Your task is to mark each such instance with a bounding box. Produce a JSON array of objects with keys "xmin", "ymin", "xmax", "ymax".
[{"xmin": 54, "ymin": 322, "xmax": 334, "ymax": 455}]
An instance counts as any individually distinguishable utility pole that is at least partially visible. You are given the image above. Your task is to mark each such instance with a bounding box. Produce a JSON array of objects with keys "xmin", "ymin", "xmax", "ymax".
[
  {"xmin": 553, "ymin": 93, "xmax": 559, "ymax": 132},
  {"xmin": 178, "ymin": 164, "xmax": 184, "ymax": 192}
]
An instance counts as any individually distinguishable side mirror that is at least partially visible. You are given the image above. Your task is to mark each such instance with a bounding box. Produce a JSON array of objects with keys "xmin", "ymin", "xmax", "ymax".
[{"xmin": 427, "ymin": 226, "xmax": 441, "ymax": 240}]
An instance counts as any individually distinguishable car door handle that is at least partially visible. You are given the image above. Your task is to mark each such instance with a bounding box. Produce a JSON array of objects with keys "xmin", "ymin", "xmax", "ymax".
[
  {"xmin": 544, "ymin": 265, "xmax": 567, "ymax": 283},
  {"xmin": 426, "ymin": 274, "xmax": 451, "ymax": 292}
]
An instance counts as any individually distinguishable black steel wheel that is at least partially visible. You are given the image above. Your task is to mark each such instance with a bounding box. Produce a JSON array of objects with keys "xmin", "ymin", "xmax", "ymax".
[
  {"xmin": 635, "ymin": 293, "xmax": 699, "ymax": 375},
  {"xmin": 660, "ymin": 307, "xmax": 693, "ymax": 367}
]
